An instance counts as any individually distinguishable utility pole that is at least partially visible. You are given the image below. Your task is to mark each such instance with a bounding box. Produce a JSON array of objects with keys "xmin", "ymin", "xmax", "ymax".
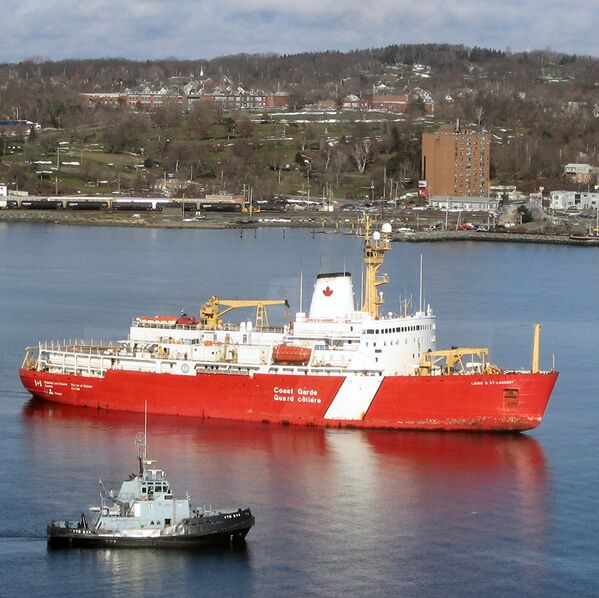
[{"xmin": 383, "ymin": 167, "xmax": 387, "ymax": 199}]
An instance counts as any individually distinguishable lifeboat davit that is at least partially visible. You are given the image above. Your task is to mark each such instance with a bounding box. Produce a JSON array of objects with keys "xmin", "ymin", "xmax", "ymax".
[{"xmin": 272, "ymin": 344, "xmax": 312, "ymax": 365}]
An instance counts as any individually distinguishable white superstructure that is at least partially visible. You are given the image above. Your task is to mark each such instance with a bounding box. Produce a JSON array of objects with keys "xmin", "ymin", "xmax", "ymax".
[{"xmin": 26, "ymin": 218, "xmax": 437, "ymax": 379}]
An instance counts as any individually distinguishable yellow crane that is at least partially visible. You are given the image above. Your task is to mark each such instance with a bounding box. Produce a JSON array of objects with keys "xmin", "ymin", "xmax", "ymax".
[
  {"xmin": 419, "ymin": 324, "xmax": 541, "ymax": 376},
  {"xmin": 418, "ymin": 347, "xmax": 500, "ymax": 376},
  {"xmin": 199, "ymin": 296, "xmax": 289, "ymax": 330}
]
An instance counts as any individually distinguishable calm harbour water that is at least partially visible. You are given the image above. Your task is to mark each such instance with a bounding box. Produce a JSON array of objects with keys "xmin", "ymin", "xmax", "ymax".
[{"xmin": 0, "ymin": 223, "xmax": 598, "ymax": 597}]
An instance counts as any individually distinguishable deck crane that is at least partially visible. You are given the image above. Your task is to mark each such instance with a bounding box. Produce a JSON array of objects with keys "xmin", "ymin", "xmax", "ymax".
[{"xmin": 199, "ymin": 296, "xmax": 289, "ymax": 330}]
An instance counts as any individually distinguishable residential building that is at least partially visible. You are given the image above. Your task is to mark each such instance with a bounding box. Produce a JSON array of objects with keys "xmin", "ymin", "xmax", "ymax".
[
  {"xmin": 563, "ymin": 163, "xmax": 597, "ymax": 185},
  {"xmin": 489, "ymin": 185, "xmax": 517, "ymax": 200},
  {"xmin": 362, "ymin": 93, "xmax": 434, "ymax": 115},
  {"xmin": 81, "ymin": 86, "xmax": 289, "ymax": 112},
  {"xmin": 128, "ymin": 90, "xmax": 188, "ymax": 109},
  {"xmin": 550, "ymin": 190, "xmax": 599, "ymax": 210},
  {"xmin": 0, "ymin": 120, "xmax": 37, "ymax": 136},
  {"xmin": 342, "ymin": 94, "xmax": 361, "ymax": 110},
  {"xmin": 79, "ymin": 93, "xmax": 128, "ymax": 107},
  {"xmin": 421, "ymin": 126, "xmax": 491, "ymax": 198},
  {"xmin": 193, "ymin": 90, "xmax": 288, "ymax": 110},
  {"xmin": 315, "ymin": 99, "xmax": 337, "ymax": 110},
  {"xmin": 429, "ymin": 196, "xmax": 499, "ymax": 211}
]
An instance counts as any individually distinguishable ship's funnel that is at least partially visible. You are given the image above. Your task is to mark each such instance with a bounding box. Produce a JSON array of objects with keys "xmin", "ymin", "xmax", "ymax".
[{"xmin": 309, "ymin": 272, "xmax": 355, "ymax": 319}]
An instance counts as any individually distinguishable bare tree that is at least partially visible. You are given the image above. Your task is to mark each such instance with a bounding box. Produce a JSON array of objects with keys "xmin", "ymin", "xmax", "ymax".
[
  {"xmin": 351, "ymin": 137, "xmax": 372, "ymax": 174},
  {"xmin": 235, "ymin": 115, "xmax": 255, "ymax": 138},
  {"xmin": 330, "ymin": 145, "xmax": 348, "ymax": 188},
  {"xmin": 475, "ymin": 105, "xmax": 485, "ymax": 129}
]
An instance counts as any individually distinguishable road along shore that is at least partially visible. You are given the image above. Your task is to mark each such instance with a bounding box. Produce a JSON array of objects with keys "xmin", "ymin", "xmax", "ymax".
[{"xmin": 1, "ymin": 209, "xmax": 597, "ymax": 247}]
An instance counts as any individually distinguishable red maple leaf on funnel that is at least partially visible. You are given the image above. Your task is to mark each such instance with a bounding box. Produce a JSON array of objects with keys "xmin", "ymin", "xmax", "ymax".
[{"xmin": 323, "ymin": 286, "xmax": 333, "ymax": 297}]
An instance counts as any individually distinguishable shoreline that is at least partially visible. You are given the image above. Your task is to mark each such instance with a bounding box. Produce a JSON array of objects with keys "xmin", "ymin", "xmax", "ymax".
[{"xmin": 1, "ymin": 209, "xmax": 597, "ymax": 247}]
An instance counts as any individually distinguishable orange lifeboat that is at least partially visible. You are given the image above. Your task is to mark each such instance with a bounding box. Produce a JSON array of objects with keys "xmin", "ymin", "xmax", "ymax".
[
  {"xmin": 138, "ymin": 316, "xmax": 178, "ymax": 326},
  {"xmin": 272, "ymin": 344, "xmax": 312, "ymax": 365},
  {"xmin": 176, "ymin": 316, "xmax": 198, "ymax": 325}
]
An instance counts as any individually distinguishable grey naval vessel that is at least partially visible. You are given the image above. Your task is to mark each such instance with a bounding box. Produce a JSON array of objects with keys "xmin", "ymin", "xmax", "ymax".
[{"xmin": 47, "ymin": 432, "xmax": 255, "ymax": 548}]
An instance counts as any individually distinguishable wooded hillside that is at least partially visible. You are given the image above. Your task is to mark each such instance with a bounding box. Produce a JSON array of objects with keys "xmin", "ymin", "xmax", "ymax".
[{"xmin": 1, "ymin": 44, "xmax": 598, "ymax": 198}]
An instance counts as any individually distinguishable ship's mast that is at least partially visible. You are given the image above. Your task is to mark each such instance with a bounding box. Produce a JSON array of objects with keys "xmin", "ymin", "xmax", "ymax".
[{"xmin": 361, "ymin": 214, "xmax": 391, "ymax": 319}]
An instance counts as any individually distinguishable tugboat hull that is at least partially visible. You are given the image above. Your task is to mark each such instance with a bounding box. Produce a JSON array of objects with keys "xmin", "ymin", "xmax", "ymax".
[{"xmin": 48, "ymin": 509, "xmax": 255, "ymax": 549}]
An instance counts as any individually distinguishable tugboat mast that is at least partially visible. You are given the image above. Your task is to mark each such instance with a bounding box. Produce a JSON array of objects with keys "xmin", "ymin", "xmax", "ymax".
[
  {"xmin": 135, "ymin": 433, "xmax": 145, "ymax": 476},
  {"xmin": 136, "ymin": 401, "xmax": 149, "ymax": 476}
]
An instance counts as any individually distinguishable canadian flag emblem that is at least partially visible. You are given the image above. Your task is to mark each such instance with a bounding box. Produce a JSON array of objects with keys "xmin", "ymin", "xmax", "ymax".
[{"xmin": 323, "ymin": 286, "xmax": 333, "ymax": 297}]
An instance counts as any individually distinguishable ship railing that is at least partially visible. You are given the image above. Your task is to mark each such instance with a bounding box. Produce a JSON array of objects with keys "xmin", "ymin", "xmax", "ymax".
[
  {"xmin": 131, "ymin": 319, "xmax": 286, "ymax": 335},
  {"xmin": 263, "ymin": 364, "xmax": 380, "ymax": 376},
  {"xmin": 25, "ymin": 341, "xmax": 129, "ymax": 377},
  {"xmin": 102, "ymin": 491, "xmax": 137, "ymax": 504},
  {"xmin": 144, "ymin": 470, "xmax": 167, "ymax": 481},
  {"xmin": 25, "ymin": 341, "xmax": 406, "ymax": 379},
  {"xmin": 132, "ymin": 320, "xmax": 199, "ymax": 331},
  {"xmin": 206, "ymin": 322, "xmax": 285, "ymax": 334}
]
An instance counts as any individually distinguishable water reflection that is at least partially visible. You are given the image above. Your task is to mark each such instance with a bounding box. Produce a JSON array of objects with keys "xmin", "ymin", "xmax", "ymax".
[
  {"xmin": 46, "ymin": 543, "xmax": 253, "ymax": 597},
  {"xmin": 22, "ymin": 400, "xmax": 551, "ymax": 594},
  {"xmin": 23, "ymin": 399, "xmax": 548, "ymax": 523}
]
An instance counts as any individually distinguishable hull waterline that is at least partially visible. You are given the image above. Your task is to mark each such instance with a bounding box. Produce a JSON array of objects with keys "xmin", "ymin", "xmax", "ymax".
[
  {"xmin": 20, "ymin": 368, "xmax": 558, "ymax": 432},
  {"xmin": 47, "ymin": 512, "xmax": 255, "ymax": 549}
]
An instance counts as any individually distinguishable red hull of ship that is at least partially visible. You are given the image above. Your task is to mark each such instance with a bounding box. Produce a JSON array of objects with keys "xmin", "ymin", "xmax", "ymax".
[{"xmin": 19, "ymin": 368, "xmax": 558, "ymax": 432}]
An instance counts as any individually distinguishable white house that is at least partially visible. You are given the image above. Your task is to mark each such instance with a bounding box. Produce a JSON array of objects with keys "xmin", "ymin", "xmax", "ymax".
[
  {"xmin": 429, "ymin": 196, "xmax": 499, "ymax": 211},
  {"xmin": 550, "ymin": 190, "xmax": 599, "ymax": 210}
]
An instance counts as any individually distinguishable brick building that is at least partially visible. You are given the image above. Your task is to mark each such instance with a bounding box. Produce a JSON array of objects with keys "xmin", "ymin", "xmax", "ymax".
[
  {"xmin": 362, "ymin": 93, "xmax": 434, "ymax": 115},
  {"xmin": 81, "ymin": 88, "xmax": 288, "ymax": 111},
  {"xmin": 421, "ymin": 126, "xmax": 491, "ymax": 198},
  {"xmin": 79, "ymin": 93, "xmax": 128, "ymax": 107}
]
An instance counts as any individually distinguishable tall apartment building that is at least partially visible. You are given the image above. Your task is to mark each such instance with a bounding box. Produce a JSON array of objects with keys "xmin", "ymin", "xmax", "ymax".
[{"xmin": 421, "ymin": 126, "xmax": 491, "ymax": 197}]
